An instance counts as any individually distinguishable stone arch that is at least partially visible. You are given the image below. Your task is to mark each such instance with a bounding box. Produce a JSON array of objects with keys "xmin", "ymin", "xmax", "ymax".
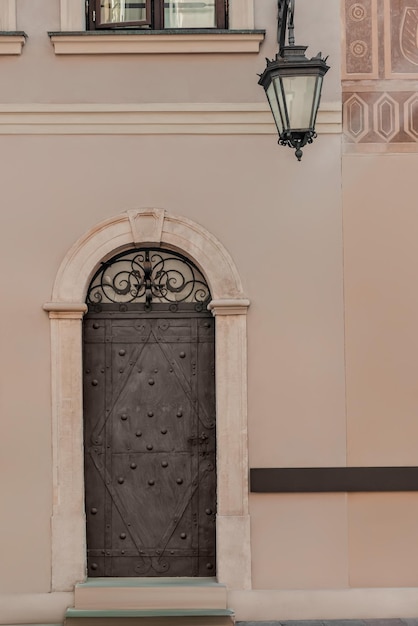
[
  {"xmin": 44, "ymin": 209, "xmax": 251, "ymax": 592},
  {"xmin": 51, "ymin": 209, "xmax": 244, "ymax": 303}
]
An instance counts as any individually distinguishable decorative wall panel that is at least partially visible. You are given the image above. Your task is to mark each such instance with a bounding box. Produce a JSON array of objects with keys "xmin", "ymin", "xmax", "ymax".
[
  {"xmin": 384, "ymin": 0, "xmax": 418, "ymax": 77},
  {"xmin": 343, "ymin": 0, "xmax": 379, "ymax": 79},
  {"xmin": 342, "ymin": 0, "xmax": 418, "ymax": 151}
]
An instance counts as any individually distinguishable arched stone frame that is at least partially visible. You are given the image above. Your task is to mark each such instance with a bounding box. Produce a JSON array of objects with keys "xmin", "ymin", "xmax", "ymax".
[{"xmin": 43, "ymin": 208, "xmax": 251, "ymax": 593}]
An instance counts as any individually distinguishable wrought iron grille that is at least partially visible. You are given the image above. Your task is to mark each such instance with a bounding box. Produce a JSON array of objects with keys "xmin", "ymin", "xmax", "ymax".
[{"xmin": 86, "ymin": 248, "xmax": 211, "ymax": 308}]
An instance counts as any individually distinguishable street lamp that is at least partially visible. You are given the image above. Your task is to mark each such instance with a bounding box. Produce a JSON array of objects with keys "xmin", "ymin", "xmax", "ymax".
[{"xmin": 258, "ymin": 0, "xmax": 330, "ymax": 161}]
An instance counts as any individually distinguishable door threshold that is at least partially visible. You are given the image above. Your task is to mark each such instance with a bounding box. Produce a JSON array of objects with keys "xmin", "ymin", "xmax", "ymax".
[{"xmin": 74, "ymin": 578, "xmax": 228, "ymax": 611}]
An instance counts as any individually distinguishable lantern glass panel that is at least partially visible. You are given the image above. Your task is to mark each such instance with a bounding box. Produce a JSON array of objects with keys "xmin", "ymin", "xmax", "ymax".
[
  {"xmin": 267, "ymin": 82, "xmax": 284, "ymax": 135},
  {"xmin": 310, "ymin": 75, "xmax": 324, "ymax": 127},
  {"xmin": 280, "ymin": 75, "xmax": 317, "ymax": 130}
]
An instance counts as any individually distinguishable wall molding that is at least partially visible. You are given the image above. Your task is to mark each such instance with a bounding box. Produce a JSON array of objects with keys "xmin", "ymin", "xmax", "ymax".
[
  {"xmin": 0, "ymin": 31, "xmax": 26, "ymax": 54},
  {"xmin": 4, "ymin": 588, "xmax": 418, "ymax": 624},
  {"xmin": 0, "ymin": 103, "xmax": 342, "ymax": 135},
  {"xmin": 0, "ymin": 591, "xmax": 73, "ymax": 625},
  {"xmin": 48, "ymin": 30, "xmax": 265, "ymax": 55},
  {"xmin": 229, "ymin": 588, "xmax": 418, "ymax": 621}
]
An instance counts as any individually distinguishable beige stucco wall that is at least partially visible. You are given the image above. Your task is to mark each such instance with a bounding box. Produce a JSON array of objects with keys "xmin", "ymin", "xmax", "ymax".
[
  {"xmin": 343, "ymin": 153, "xmax": 418, "ymax": 589},
  {"xmin": 344, "ymin": 154, "xmax": 418, "ymax": 467},
  {"xmin": 0, "ymin": 127, "xmax": 342, "ymax": 599},
  {"xmin": 3, "ymin": 0, "xmax": 341, "ymax": 104},
  {"xmin": 6, "ymin": 0, "xmax": 418, "ymax": 622}
]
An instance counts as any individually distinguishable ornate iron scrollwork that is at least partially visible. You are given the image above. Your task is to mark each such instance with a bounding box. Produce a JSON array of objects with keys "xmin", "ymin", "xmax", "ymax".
[{"xmin": 86, "ymin": 248, "xmax": 211, "ymax": 307}]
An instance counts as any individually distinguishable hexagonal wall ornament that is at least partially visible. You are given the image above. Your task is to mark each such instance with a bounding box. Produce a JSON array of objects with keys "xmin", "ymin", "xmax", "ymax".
[
  {"xmin": 373, "ymin": 93, "xmax": 400, "ymax": 142},
  {"xmin": 344, "ymin": 94, "xmax": 369, "ymax": 142},
  {"xmin": 404, "ymin": 94, "xmax": 418, "ymax": 141}
]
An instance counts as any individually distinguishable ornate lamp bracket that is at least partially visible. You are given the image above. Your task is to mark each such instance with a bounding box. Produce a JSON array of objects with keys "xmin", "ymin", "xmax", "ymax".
[{"xmin": 278, "ymin": 0, "xmax": 295, "ymax": 53}]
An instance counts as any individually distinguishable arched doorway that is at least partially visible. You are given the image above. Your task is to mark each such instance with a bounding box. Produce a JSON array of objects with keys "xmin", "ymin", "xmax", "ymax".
[
  {"xmin": 83, "ymin": 247, "xmax": 216, "ymax": 576},
  {"xmin": 44, "ymin": 209, "xmax": 251, "ymax": 592}
]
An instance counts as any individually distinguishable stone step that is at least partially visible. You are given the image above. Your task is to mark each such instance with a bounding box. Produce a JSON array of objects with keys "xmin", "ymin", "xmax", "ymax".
[
  {"xmin": 74, "ymin": 578, "xmax": 228, "ymax": 611},
  {"xmin": 65, "ymin": 608, "xmax": 234, "ymax": 626}
]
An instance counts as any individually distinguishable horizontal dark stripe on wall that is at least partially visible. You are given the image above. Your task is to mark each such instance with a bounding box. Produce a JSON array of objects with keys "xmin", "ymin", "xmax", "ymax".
[{"xmin": 250, "ymin": 467, "xmax": 418, "ymax": 493}]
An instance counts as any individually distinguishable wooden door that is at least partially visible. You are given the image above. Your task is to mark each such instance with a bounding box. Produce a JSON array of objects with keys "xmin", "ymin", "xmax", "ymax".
[{"xmin": 83, "ymin": 305, "xmax": 216, "ymax": 577}]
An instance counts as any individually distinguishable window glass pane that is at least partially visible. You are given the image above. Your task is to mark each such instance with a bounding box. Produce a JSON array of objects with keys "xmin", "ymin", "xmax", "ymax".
[
  {"xmin": 100, "ymin": 0, "xmax": 147, "ymax": 24},
  {"xmin": 164, "ymin": 0, "xmax": 216, "ymax": 28}
]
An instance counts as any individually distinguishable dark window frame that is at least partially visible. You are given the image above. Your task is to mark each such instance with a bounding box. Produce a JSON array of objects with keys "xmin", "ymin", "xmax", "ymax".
[{"xmin": 88, "ymin": 0, "xmax": 227, "ymax": 30}]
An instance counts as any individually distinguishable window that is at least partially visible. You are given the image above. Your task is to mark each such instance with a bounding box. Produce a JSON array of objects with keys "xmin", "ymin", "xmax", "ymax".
[
  {"xmin": 87, "ymin": 0, "xmax": 227, "ymax": 30},
  {"xmin": 51, "ymin": 0, "xmax": 263, "ymax": 55}
]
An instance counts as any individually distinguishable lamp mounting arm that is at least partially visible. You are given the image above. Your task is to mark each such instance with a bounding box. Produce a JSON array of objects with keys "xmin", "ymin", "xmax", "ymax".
[{"xmin": 278, "ymin": 0, "xmax": 295, "ymax": 53}]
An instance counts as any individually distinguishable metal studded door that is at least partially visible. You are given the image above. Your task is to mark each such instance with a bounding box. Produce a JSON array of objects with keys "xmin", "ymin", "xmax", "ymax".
[{"xmin": 83, "ymin": 249, "xmax": 216, "ymax": 577}]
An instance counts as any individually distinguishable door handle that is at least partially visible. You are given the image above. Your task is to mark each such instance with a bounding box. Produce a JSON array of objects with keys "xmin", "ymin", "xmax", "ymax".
[{"xmin": 187, "ymin": 433, "xmax": 209, "ymax": 445}]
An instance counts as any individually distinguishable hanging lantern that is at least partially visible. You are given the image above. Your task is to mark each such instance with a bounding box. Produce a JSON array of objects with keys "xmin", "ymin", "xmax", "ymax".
[{"xmin": 258, "ymin": 0, "xmax": 330, "ymax": 161}]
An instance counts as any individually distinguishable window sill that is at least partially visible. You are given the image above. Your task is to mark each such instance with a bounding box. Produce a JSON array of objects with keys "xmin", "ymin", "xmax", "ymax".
[
  {"xmin": 48, "ymin": 29, "xmax": 265, "ymax": 55},
  {"xmin": 0, "ymin": 32, "xmax": 27, "ymax": 55}
]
